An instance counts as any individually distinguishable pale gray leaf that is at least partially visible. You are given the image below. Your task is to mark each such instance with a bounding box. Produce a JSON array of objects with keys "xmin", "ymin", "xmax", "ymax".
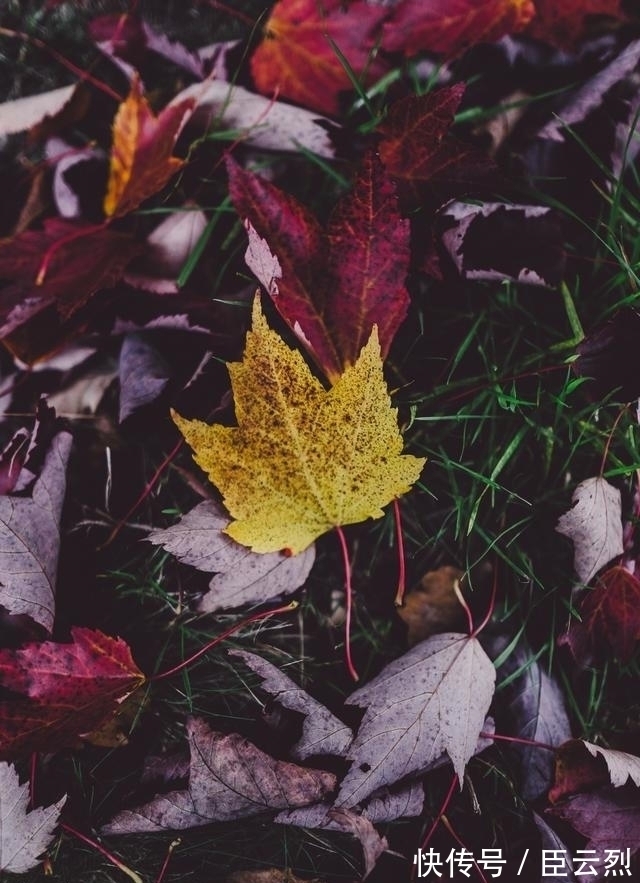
[
  {"xmin": 0, "ymin": 86, "xmax": 75, "ymax": 137},
  {"xmin": 0, "ymin": 762, "xmax": 66, "ymax": 874},
  {"xmin": 337, "ymin": 633, "xmax": 495, "ymax": 807},
  {"xmin": 583, "ymin": 742, "xmax": 640, "ymax": 788},
  {"xmin": 170, "ymin": 81, "xmax": 337, "ymax": 158},
  {"xmin": 556, "ymin": 477, "xmax": 623, "ymax": 584},
  {"xmin": 148, "ymin": 501, "xmax": 315, "ymax": 612},
  {"xmin": 119, "ymin": 334, "xmax": 170, "ymax": 422},
  {"xmin": 363, "ymin": 782, "xmax": 424, "ymax": 823},
  {"xmin": 103, "ymin": 717, "xmax": 336, "ymax": 834},
  {"xmin": 229, "ymin": 649, "xmax": 352, "ymax": 760},
  {"xmin": 0, "ymin": 432, "xmax": 72, "ymax": 632}
]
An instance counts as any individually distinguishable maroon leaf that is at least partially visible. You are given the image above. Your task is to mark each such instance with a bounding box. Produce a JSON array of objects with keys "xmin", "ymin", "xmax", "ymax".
[
  {"xmin": 227, "ymin": 152, "xmax": 409, "ymax": 382},
  {"xmin": 0, "ymin": 628, "xmax": 145, "ymax": 759}
]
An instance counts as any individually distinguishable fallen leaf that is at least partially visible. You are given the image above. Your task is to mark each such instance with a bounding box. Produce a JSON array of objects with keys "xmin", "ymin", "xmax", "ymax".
[
  {"xmin": 102, "ymin": 717, "xmax": 336, "ymax": 833},
  {"xmin": 336, "ymin": 632, "xmax": 495, "ymax": 807},
  {"xmin": 547, "ymin": 789, "xmax": 640, "ymax": 864},
  {"xmin": 0, "ymin": 627, "xmax": 146, "ymax": 759},
  {"xmin": 533, "ymin": 812, "xmax": 578, "ymax": 882},
  {"xmin": 173, "ymin": 298, "xmax": 425, "ymax": 554},
  {"xmin": 277, "ymin": 804, "xmax": 387, "ymax": 878},
  {"xmin": 556, "ymin": 477, "xmax": 623, "ymax": 584},
  {"xmin": 226, "ymin": 871, "xmax": 325, "ymax": 883},
  {"xmin": 148, "ymin": 500, "xmax": 316, "ymax": 611},
  {"xmin": 172, "ymin": 81, "xmax": 338, "ymax": 158},
  {"xmin": 118, "ymin": 333, "xmax": 170, "ymax": 422},
  {"xmin": 228, "ymin": 153, "xmax": 410, "ymax": 382},
  {"xmin": 550, "ymin": 739, "xmax": 640, "ymax": 802},
  {"xmin": 482, "ymin": 631, "xmax": 571, "ymax": 801},
  {"xmin": 0, "ymin": 432, "xmax": 72, "ymax": 633},
  {"xmin": 583, "ymin": 742, "xmax": 640, "ymax": 788},
  {"xmin": 397, "ymin": 565, "xmax": 467, "ymax": 645},
  {"xmin": 561, "ymin": 565, "xmax": 640, "ymax": 663},
  {"xmin": 104, "ymin": 75, "xmax": 194, "ymax": 218},
  {"xmin": 441, "ymin": 201, "xmax": 565, "ymax": 287},
  {"xmin": 381, "ymin": 0, "xmax": 535, "ymax": 58},
  {"xmin": 250, "ymin": 0, "xmax": 388, "ymax": 115},
  {"xmin": 0, "ymin": 762, "xmax": 66, "ymax": 874},
  {"xmin": 526, "ymin": 0, "xmax": 628, "ymax": 51},
  {"xmin": 0, "ymin": 218, "xmax": 141, "ymax": 344},
  {"xmin": 0, "ymin": 85, "xmax": 75, "ymax": 137},
  {"xmin": 229, "ymin": 650, "xmax": 353, "ymax": 759}
]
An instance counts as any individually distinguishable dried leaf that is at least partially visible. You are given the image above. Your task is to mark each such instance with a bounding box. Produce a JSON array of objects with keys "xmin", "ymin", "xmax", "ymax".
[
  {"xmin": 0, "ymin": 628, "xmax": 145, "ymax": 758},
  {"xmin": 397, "ymin": 565, "xmax": 467, "ymax": 645},
  {"xmin": 0, "ymin": 762, "xmax": 66, "ymax": 874},
  {"xmin": 0, "ymin": 85, "xmax": 75, "ymax": 137},
  {"xmin": 547, "ymin": 789, "xmax": 640, "ymax": 862},
  {"xmin": 102, "ymin": 717, "xmax": 336, "ymax": 833},
  {"xmin": 556, "ymin": 477, "xmax": 623, "ymax": 584},
  {"xmin": 561, "ymin": 565, "xmax": 640, "ymax": 663},
  {"xmin": 250, "ymin": 0, "xmax": 388, "ymax": 115},
  {"xmin": 173, "ymin": 298, "xmax": 424, "ymax": 554},
  {"xmin": 118, "ymin": 333, "xmax": 170, "ymax": 422},
  {"xmin": 228, "ymin": 153, "xmax": 410, "ymax": 382},
  {"xmin": 172, "ymin": 81, "xmax": 338, "ymax": 158},
  {"xmin": 551, "ymin": 739, "xmax": 640, "ymax": 802},
  {"xmin": 533, "ymin": 812, "xmax": 577, "ymax": 882},
  {"xmin": 104, "ymin": 75, "xmax": 194, "ymax": 218},
  {"xmin": 583, "ymin": 742, "xmax": 640, "ymax": 788},
  {"xmin": 0, "ymin": 432, "xmax": 72, "ymax": 633},
  {"xmin": 336, "ymin": 632, "xmax": 495, "ymax": 807},
  {"xmin": 229, "ymin": 650, "xmax": 352, "ymax": 759},
  {"xmin": 381, "ymin": 0, "xmax": 534, "ymax": 57},
  {"xmin": 226, "ymin": 871, "xmax": 325, "ymax": 883},
  {"xmin": 148, "ymin": 501, "xmax": 315, "ymax": 611}
]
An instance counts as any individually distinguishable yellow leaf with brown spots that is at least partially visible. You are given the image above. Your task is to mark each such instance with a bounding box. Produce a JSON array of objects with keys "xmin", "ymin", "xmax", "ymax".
[{"xmin": 173, "ymin": 298, "xmax": 425, "ymax": 554}]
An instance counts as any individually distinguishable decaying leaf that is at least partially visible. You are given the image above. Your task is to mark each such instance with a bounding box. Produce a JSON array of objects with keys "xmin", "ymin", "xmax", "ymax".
[
  {"xmin": 0, "ymin": 85, "xmax": 76, "ymax": 137},
  {"xmin": 229, "ymin": 649, "xmax": 352, "ymax": 759},
  {"xmin": 526, "ymin": 0, "xmax": 628, "ymax": 50},
  {"xmin": 104, "ymin": 75, "xmax": 194, "ymax": 218},
  {"xmin": 336, "ymin": 632, "xmax": 495, "ymax": 807},
  {"xmin": 381, "ymin": 0, "xmax": 535, "ymax": 58},
  {"xmin": 584, "ymin": 742, "xmax": 640, "ymax": 788},
  {"xmin": 250, "ymin": 0, "xmax": 388, "ymax": 115},
  {"xmin": 550, "ymin": 739, "xmax": 640, "ymax": 802},
  {"xmin": 0, "ymin": 628, "xmax": 145, "ymax": 758},
  {"xmin": 118, "ymin": 333, "xmax": 170, "ymax": 422},
  {"xmin": 556, "ymin": 477, "xmax": 623, "ymax": 584},
  {"xmin": 102, "ymin": 716, "xmax": 336, "ymax": 833},
  {"xmin": 0, "ymin": 432, "xmax": 72, "ymax": 632},
  {"xmin": 397, "ymin": 565, "xmax": 467, "ymax": 645},
  {"xmin": 148, "ymin": 500, "xmax": 315, "ymax": 611},
  {"xmin": 547, "ymin": 789, "xmax": 640, "ymax": 863},
  {"xmin": 226, "ymin": 871, "xmax": 325, "ymax": 883},
  {"xmin": 561, "ymin": 565, "xmax": 640, "ymax": 663},
  {"xmin": 0, "ymin": 762, "xmax": 66, "ymax": 874},
  {"xmin": 228, "ymin": 153, "xmax": 410, "ymax": 382},
  {"xmin": 173, "ymin": 298, "xmax": 424, "ymax": 555}
]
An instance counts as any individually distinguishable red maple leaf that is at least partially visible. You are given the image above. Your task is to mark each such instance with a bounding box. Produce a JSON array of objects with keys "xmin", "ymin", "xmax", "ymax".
[
  {"xmin": 381, "ymin": 0, "xmax": 535, "ymax": 58},
  {"xmin": 227, "ymin": 152, "xmax": 410, "ymax": 382},
  {"xmin": 0, "ymin": 628, "xmax": 145, "ymax": 758},
  {"xmin": 250, "ymin": 0, "xmax": 388, "ymax": 115}
]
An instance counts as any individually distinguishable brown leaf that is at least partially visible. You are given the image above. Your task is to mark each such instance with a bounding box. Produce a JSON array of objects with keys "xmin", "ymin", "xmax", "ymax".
[
  {"xmin": 102, "ymin": 717, "xmax": 337, "ymax": 833},
  {"xmin": 397, "ymin": 565, "xmax": 467, "ymax": 645},
  {"xmin": 526, "ymin": 0, "xmax": 628, "ymax": 51}
]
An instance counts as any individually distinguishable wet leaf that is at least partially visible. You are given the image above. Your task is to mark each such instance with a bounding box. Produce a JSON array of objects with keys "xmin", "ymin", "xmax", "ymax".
[
  {"xmin": 336, "ymin": 632, "xmax": 495, "ymax": 807},
  {"xmin": 0, "ymin": 762, "xmax": 66, "ymax": 874},
  {"xmin": 173, "ymin": 298, "xmax": 424, "ymax": 555},
  {"xmin": 556, "ymin": 477, "xmax": 623, "ymax": 584},
  {"xmin": 148, "ymin": 500, "xmax": 315, "ymax": 611},
  {"xmin": 102, "ymin": 716, "xmax": 336, "ymax": 833},
  {"xmin": 0, "ymin": 628, "xmax": 145, "ymax": 759}
]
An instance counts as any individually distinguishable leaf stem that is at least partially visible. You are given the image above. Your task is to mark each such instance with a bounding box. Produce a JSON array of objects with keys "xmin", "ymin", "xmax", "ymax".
[
  {"xmin": 481, "ymin": 731, "xmax": 556, "ymax": 752},
  {"xmin": 335, "ymin": 526, "xmax": 359, "ymax": 682},
  {"xmin": 154, "ymin": 838, "xmax": 181, "ymax": 883},
  {"xmin": 471, "ymin": 561, "xmax": 498, "ymax": 638},
  {"xmin": 393, "ymin": 498, "xmax": 407, "ymax": 607},
  {"xmin": 413, "ymin": 773, "xmax": 458, "ymax": 880},
  {"xmin": 151, "ymin": 600, "xmax": 298, "ymax": 681},
  {"xmin": 61, "ymin": 823, "xmax": 143, "ymax": 883},
  {"xmin": 440, "ymin": 815, "xmax": 490, "ymax": 883}
]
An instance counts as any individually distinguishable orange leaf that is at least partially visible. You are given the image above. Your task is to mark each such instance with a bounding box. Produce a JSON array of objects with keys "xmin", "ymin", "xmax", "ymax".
[
  {"xmin": 250, "ymin": 0, "xmax": 388, "ymax": 116},
  {"xmin": 104, "ymin": 75, "xmax": 194, "ymax": 218}
]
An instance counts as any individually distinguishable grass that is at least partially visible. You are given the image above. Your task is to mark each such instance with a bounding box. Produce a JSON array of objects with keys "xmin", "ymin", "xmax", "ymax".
[{"xmin": 2, "ymin": 2, "xmax": 640, "ymax": 881}]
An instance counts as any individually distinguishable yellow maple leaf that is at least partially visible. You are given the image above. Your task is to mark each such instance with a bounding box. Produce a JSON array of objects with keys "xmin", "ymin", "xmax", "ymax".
[{"xmin": 173, "ymin": 298, "xmax": 425, "ymax": 555}]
